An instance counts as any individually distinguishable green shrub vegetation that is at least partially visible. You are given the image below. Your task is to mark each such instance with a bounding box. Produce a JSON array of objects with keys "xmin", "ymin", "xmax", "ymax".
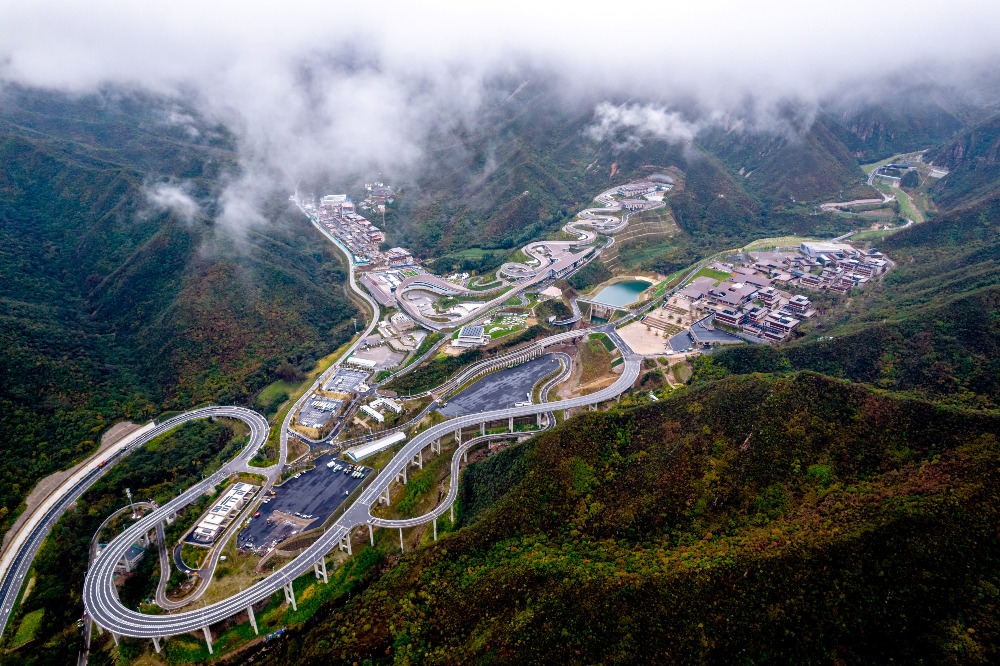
[
  {"xmin": 0, "ymin": 88, "xmax": 358, "ymax": 536},
  {"xmin": 0, "ymin": 419, "xmax": 243, "ymax": 665},
  {"xmin": 257, "ymin": 373, "xmax": 1000, "ymax": 664}
]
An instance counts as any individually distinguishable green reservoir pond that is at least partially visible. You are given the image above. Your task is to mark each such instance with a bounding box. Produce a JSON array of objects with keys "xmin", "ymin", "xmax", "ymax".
[{"xmin": 592, "ymin": 279, "xmax": 652, "ymax": 307}]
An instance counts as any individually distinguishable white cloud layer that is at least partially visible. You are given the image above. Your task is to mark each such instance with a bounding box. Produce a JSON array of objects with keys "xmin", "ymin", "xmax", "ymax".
[
  {"xmin": 145, "ymin": 183, "xmax": 201, "ymax": 223},
  {"xmin": 3, "ymin": 0, "xmax": 1000, "ymax": 229}
]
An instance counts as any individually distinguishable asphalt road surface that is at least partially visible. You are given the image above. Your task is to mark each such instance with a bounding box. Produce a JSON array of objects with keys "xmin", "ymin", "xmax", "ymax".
[
  {"xmin": 238, "ymin": 455, "xmax": 365, "ymax": 552},
  {"xmin": 438, "ymin": 354, "xmax": 560, "ymax": 417}
]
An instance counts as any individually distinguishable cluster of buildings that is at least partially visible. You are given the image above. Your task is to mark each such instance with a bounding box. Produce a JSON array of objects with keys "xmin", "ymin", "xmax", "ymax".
[
  {"xmin": 307, "ymin": 191, "xmax": 415, "ymax": 269},
  {"xmin": 792, "ymin": 242, "xmax": 891, "ymax": 294},
  {"xmin": 359, "ymin": 182, "xmax": 395, "ymax": 213},
  {"xmin": 359, "ymin": 396, "xmax": 403, "ymax": 424},
  {"xmin": 676, "ymin": 241, "xmax": 891, "ymax": 343},
  {"xmin": 191, "ymin": 482, "xmax": 258, "ymax": 545}
]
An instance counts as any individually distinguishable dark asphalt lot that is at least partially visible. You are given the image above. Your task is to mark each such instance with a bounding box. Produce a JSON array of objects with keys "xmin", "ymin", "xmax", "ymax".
[
  {"xmin": 237, "ymin": 453, "xmax": 364, "ymax": 552},
  {"xmin": 690, "ymin": 320, "xmax": 744, "ymax": 343},
  {"xmin": 669, "ymin": 330, "xmax": 693, "ymax": 352},
  {"xmin": 438, "ymin": 354, "xmax": 559, "ymax": 417}
]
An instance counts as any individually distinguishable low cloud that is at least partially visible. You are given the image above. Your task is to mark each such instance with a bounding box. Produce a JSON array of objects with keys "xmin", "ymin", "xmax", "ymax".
[
  {"xmin": 586, "ymin": 102, "xmax": 704, "ymax": 149},
  {"xmin": 145, "ymin": 183, "xmax": 201, "ymax": 223},
  {"xmin": 3, "ymin": 1, "xmax": 1000, "ymax": 236}
]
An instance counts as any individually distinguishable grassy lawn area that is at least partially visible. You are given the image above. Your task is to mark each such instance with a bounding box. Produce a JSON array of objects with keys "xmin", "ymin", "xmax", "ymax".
[
  {"xmin": 693, "ymin": 267, "xmax": 731, "ymax": 285},
  {"xmin": 742, "ymin": 236, "xmax": 813, "ymax": 251},
  {"xmin": 10, "ymin": 608, "xmax": 43, "ymax": 648},
  {"xmin": 487, "ymin": 323, "xmax": 525, "ymax": 339},
  {"xmin": 257, "ymin": 380, "xmax": 295, "ymax": 405},
  {"xmin": 861, "ymin": 155, "xmax": 898, "ymax": 175},
  {"xmin": 588, "ymin": 332, "xmax": 616, "ymax": 351},
  {"xmin": 851, "ymin": 228, "xmax": 902, "ymax": 242},
  {"xmin": 255, "ymin": 380, "xmax": 296, "ymax": 415}
]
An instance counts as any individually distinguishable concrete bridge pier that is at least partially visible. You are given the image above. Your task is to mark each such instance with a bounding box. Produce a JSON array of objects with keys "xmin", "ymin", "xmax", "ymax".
[
  {"xmin": 247, "ymin": 604, "xmax": 258, "ymax": 634},
  {"xmin": 397, "ymin": 467, "xmax": 407, "ymax": 484},
  {"xmin": 314, "ymin": 557, "xmax": 329, "ymax": 583},
  {"xmin": 536, "ymin": 413, "xmax": 542, "ymax": 427},
  {"xmin": 413, "ymin": 450, "xmax": 423, "ymax": 469},
  {"xmin": 339, "ymin": 531, "xmax": 352, "ymax": 556},
  {"xmin": 380, "ymin": 485, "xmax": 391, "ymax": 506},
  {"xmin": 203, "ymin": 626, "xmax": 213, "ymax": 654},
  {"xmin": 455, "ymin": 429, "xmax": 462, "ymax": 445},
  {"xmin": 433, "ymin": 517, "xmax": 437, "ymax": 541},
  {"xmin": 152, "ymin": 636, "xmax": 161, "ymax": 654},
  {"xmin": 450, "ymin": 503, "xmax": 455, "ymax": 523},
  {"xmin": 110, "ymin": 631, "xmax": 119, "ymax": 646},
  {"xmin": 480, "ymin": 422, "xmax": 486, "ymax": 437},
  {"xmin": 283, "ymin": 582, "xmax": 297, "ymax": 611},
  {"xmin": 94, "ymin": 622, "xmax": 103, "ymax": 636},
  {"xmin": 399, "ymin": 528, "xmax": 404, "ymax": 553},
  {"xmin": 432, "ymin": 438, "xmax": 441, "ymax": 455},
  {"xmin": 368, "ymin": 523, "xmax": 374, "ymax": 546},
  {"xmin": 509, "ymin": 416, "xmax": 514, "ymax": 432}
]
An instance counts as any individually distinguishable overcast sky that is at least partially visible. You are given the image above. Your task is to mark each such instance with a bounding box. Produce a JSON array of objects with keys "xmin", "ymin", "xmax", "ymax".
[{"xmin": 3, "ymin": 1, "xmax": 999, "ymax": 226}]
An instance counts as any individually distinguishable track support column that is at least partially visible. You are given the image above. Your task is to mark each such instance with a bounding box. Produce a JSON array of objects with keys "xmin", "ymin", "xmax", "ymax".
[
  {"xmin": 284, "ymin": 582, "xmax": 297, "ymax": 611},
  {"xmin": 248, "ymin": 604, "xmax": 258, "ymax": 634},
  {"xmin": 203, "ymin": 626, "xmax": 213, "ymax": 654},
  {"xmin": 315, "ymin": 556, "xmax": 329, "ymax": 583}
]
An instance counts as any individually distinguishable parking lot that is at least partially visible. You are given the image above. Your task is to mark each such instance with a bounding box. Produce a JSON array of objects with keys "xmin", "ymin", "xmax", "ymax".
[
  {"xmin": 237, "ymin": 453, "xmax": 366, "ymax": 555},
  {"xmin": 439, "ymin": 354, "xmax": 559, "ymax": 417},
  {"xmin": 298, "ymin": 396, "xmax": 342, "ymax": 429},
  {"xmin": 323, "ymin": 368, "xmax": 369, "ymax": 393},
  {"xmin": 669, "ymin": 320, "xmax": 746, "ymax": 352}
]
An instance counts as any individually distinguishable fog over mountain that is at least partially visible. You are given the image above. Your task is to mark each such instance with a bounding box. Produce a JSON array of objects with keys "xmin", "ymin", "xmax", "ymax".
[{"xmin": 3, "ymin": 0, "xmax": 1000, "ymax": 229}]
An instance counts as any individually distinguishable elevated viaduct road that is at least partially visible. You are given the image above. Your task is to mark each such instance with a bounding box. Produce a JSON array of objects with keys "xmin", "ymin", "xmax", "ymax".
[
  {"xmin": 0, "ymin": 407, "xmax": 267, "ymax": 641},
  {"xmin": 82, "ymin": 348, "xmax": 640, "ymax": 649}
]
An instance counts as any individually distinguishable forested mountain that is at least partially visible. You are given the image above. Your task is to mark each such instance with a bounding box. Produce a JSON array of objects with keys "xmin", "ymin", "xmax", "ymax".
[
  {"xmin": 249, "ymin": 82, "xmax": 1000, "ymax": 665},
  {"xmin": 4, "ymin": 75, "xmax": 1000, "ymax": 664},
  {"xmin": 696, "ymin": 118, "xmax": 871, "ymax": 205},
  {"xmin": 822, "ymin": 95, "xmax": 966, "ymax": 162},
  {"xmin": 926, "ymin": 113, "xmax": 1000, "ymax": 209},
  {"xmin": 704, "ymin": 133, "xmax": 1000, "ymax": 410},
  {"xmin": 0, "ymin": 88, "xmax": 358, "ymax": 532},
  {"xmin": 379, "ymin": 81, "xmax": 898, "ymax": 270},
  {"xmin": 260, "ymin": 373, "xmax": 1000, "ymax": 664}
]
